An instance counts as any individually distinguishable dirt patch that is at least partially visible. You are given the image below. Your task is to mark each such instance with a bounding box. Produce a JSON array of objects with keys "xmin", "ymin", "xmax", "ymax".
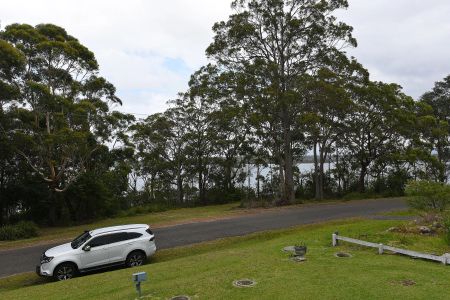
[{"xmin": 391, "ymin": 279, "xmax": 416, "ymax": 286}]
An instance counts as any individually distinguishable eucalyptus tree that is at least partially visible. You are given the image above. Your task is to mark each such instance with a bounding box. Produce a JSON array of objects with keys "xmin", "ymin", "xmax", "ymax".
[
  {"xmin": 174, "ymin": 65, "xmax": 223, "ymax": 204},
  {"xmin": 420, "ymin": 75, "xmax": 450, "ymax": 182},
  {"xmin": 0, "ymin": 39, "xmax": 26, "ymax": 224},
  {"xmin": 300, "ymin": 56, "xmax": 368, "ymax": 199},
  {"xmin": 206, "ymin": 0, "xmax": 357, "ymax": 204},
  {"xmin": 1, "ymin": 24, "xmax": 122, "ymax": 223},
  {"xmin": 343, "ymin": 81, "xmax": 415, "ymax": 192},
  {"xmin": 132, "ymin": 113, "xmax": 172, "ymax": 203}
]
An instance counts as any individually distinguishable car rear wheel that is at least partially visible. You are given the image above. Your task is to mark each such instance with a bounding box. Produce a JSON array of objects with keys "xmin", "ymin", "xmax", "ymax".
[
  {"xmin": 54, "ymin": 263, "xmax": 77, "ymax": 281},
  {"xmin": 126, "ymin": 251, "xmax": 146, "ymax": 267}
]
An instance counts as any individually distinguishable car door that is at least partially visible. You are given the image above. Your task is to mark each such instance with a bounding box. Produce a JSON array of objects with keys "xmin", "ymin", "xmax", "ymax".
[
  {"xmin": 106, "ymin": 232, "xmax": 132, "ymax": 263},
  {"xmin": 80, "ymin": 235, "xmax": 112, "ymax": 269}
]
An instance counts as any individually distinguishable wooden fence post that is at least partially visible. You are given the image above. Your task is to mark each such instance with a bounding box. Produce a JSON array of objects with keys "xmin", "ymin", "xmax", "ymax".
[{"xmin": 332, "ymin": 231, "xmax": 339, "ymax": 247}]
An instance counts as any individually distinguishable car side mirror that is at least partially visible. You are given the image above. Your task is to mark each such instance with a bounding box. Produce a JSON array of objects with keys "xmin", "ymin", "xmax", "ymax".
[{"xmin": 83, "ymin": 245, "xmax": 91, "ymax": 252}]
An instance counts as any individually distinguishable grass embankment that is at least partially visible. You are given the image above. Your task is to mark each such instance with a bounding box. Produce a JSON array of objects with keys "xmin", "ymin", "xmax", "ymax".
[
  {"xmin": 1, "ymin": 218, "xmax": 449, "ymax": 300},
  {"xmin": 1, "ymin": 196, "xmax": 403, "ymax": 250},
  {"xmin": 0, "ymin": 202, "xmax": 243, "ymax": 250}
]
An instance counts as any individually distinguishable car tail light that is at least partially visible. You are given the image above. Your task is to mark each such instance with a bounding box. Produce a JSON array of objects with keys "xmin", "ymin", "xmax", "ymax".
[{"xmin": 146, "ymin": 228, "xmax": 153, "ymax": 235}]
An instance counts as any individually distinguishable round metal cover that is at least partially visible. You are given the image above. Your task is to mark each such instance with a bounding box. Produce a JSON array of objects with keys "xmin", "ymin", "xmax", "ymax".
[{"xmin": 233, "ymin": 279, "xmax": 257, "ymax": 288}]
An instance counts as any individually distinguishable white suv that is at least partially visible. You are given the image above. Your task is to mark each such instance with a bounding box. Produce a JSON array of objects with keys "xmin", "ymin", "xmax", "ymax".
[{"xmin": 36, "ymin": 224, "xmax": 156, "ymax": 281}]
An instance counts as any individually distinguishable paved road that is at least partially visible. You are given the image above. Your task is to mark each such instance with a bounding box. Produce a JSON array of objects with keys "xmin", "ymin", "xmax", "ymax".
[{"xmin": 0, "ymin": 198, "xmax": 407, "ymax": 278}]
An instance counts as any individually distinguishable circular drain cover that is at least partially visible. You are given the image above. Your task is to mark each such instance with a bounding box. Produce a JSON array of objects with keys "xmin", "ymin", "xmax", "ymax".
[
  {"xmin": 334, "ymin": 252, "xmax": 352, "ymax": 258},
  {"xmin": 291, "ymin": 256, "xmax": 307, "ymax": 262},
  {"xmin": 170, "ymin": 296, "xmax": 190, "ymax": 300},
  {"xmin": 283, "ymin": 246, "xmax": 295, "ymax": 252},
  {"xmin": 233, "ymin": 279, "xmax": 257, "ymax": 288}
]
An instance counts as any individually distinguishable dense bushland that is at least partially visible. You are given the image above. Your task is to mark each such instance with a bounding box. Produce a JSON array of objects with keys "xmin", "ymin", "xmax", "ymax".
[{"xmin": 1, "ymin": 1, "xmax": 450, "ymax": 227}]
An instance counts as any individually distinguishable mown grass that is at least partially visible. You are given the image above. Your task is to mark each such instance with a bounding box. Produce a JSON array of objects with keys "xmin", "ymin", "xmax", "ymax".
[
  {"xmin": 1, "ymin": 197, "xmax": 402, "ymax": 250},
  {"xmin": 381, "ymin": 209, "xmax": 419, "ymax": 217},
  {"xmin": 0, "ymin": 202, "xmax": 242, "ymax": 250},
  {"xmin": 1, "ymin": 218, "xmax": 449, "ymax": 300}
]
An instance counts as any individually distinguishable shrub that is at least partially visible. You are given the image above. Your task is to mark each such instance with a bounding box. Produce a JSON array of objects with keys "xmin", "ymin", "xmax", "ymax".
[
  {"xmin": 405, "ymin": 180, "xmax": 450, "ymax": 212},
  {"xmin": 443, "ymin": 215, "xmax": 450, "ymax": 245},
  {"xmin": 0, "ymin": 221, "xmax": 39, "ymax": 241}
]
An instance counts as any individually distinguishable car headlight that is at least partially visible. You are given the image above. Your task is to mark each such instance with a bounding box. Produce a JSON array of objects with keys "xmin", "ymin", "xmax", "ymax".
[{"xmin": 40, "ymin": 254, "xmax": 54, "ymax": 264}]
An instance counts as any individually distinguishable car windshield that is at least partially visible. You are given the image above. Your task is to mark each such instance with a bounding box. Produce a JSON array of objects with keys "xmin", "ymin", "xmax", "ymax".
[{"xmin": 71, "ymin": 231, "xmax": 91, "ymax": 249}]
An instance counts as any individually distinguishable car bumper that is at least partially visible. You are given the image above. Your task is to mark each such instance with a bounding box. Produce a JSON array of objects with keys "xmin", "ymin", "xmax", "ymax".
[
  {"xmin": 36, "ymin": 265, "xmax": 52, "ymax": 277},
  {"xmin": 146, "ymin": 241, "xmax": 157, "ymax": 257}
]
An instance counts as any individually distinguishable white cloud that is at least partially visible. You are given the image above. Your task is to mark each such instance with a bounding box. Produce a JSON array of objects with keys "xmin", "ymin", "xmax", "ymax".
[
  {"xmin": 338, "ymin": 0, "xmax": 450, "ymax": 97},
  {"xmin": 1, "ymin": 0, "xmax": 450, "ymax": 116},
  {"xmin": 1, "ymin": 0, "xmax": 232, "ymax": 115}
]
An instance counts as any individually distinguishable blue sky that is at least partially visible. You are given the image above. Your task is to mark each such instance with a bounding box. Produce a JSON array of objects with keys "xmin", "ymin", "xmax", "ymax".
[{"xmin": 2, "ymin": 0, "xmax": 450, "ymax": 117}]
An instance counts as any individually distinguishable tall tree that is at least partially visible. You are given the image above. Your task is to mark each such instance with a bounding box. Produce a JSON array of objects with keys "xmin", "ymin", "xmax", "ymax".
[
  {"xmin": 343, "ymin": 82, "xmax": 415, "ymax": 192},
  {"xmin": 301, "ymin": 58, "xmax": 367, "ymax": 199},
  {"xmin": 206, "ymin": 0, "xmax": 357, "ymax": 204},
  {"xmin": 1, "ymin": 24, "xmax": 122, "ymax": 223},
  {"xmin": 0, "ymin": 39, "xmax": 26, "ymax": 224},
  {"xmin": 420, "ymin": 75, "xmax": 450, "ymax": 182}
]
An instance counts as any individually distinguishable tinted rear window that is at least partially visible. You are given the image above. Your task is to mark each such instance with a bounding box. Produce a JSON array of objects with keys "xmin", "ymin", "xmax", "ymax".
[{"xmin": 127, "ymin": 232, "xmax": 143, "ymax": 239}]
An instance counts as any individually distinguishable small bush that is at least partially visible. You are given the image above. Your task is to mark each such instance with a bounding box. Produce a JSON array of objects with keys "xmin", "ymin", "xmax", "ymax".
[
  {"xmin": 443, "ymin": 215, "xmax": 450, "ymax": 245},
  {"xmin": 0, "ymin": 221, "xmax": 39, "ymax": 241},
  {"xmin": 405, "ymin": 180, "xmax": 450, "ymax": 212}
]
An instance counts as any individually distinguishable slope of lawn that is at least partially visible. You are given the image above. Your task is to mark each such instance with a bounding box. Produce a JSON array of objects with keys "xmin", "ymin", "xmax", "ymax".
[
  {"xmin": 0, "ymin": 202, "xmax": 242, "ymax": 250},
  {"xmin": 1, "ymin": 218, "xmax": 449, "ymax": 300},
  {"xmin": 1, "ymin": 197, "xmax": 401, "ymax": 250}
]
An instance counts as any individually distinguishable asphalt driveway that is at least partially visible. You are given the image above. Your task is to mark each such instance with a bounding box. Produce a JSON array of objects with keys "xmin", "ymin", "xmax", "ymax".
[{"xmin": 0, "ymin": 198, "xmax": 407, "ymax": 278}]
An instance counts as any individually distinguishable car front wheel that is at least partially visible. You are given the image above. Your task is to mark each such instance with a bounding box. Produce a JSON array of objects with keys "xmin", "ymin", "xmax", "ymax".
[
  {"xmin": 126, "ymin": 251, "xmax": 146, "ymax": 267},
  {"xmin": 53, "ymin": 263, "xmax": 77, "ymax": 281}
]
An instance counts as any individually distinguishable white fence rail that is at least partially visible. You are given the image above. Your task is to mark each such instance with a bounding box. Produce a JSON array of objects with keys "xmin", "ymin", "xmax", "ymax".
[{"xmin": 332, "ymin": 232, "xmax": 450, "ymax": 265}]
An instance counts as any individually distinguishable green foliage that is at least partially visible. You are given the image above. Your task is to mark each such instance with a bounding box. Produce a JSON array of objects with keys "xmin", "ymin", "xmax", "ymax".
[
  {"xmin": 341, "ymin": 192, "xmax": 381, "ymax": 201},
  {"xmin": 443, "ymin": 214, "xmax": 450, "ymax": 245},
  {"xmin": 0, "ymin": 221, "xmax": 39, "ymax": 241},
  {"xmin": 405, "ymin": 180, "xmax": 450, "ymax": 212}
]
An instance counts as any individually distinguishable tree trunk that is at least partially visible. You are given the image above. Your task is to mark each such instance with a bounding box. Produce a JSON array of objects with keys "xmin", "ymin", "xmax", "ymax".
[
  {"xmin": 358, "ymin": 163, "xmax": 367, "ymax": 192},
  {"xmin": 198, "ymin": 169, "xmax": 205, "ymax": 204},
  {"xmin": 0, "ymin": 194, "xmax": 3, "ymax": 226},
  {"xmin": 176, "ymin": 169, "xmax": 184, "ymax": 204},
  {"xmin": 313, "ymin": 142, "xmax": 321, "ymax": 200},
  {"xmin": 281, "ymin": 112, "xmax": 295, "ymax": 205},
  {"xmin": 0, "ymin": 167, "xmax": 4, "ymax": 225},
  {"xmin": 48, "ymin": 189, "xmax": 58, "ymax": 226},
  {"xmin": 64, "ymin": 195, "xmax": 76, "ymax": 222},
  {"xmin": 319, "ymin": 160, "xmax": 325, "ymax": 200},
  {"xmin": 256, "ymin": 164, "xmax": 260, "ymax": 200},
  {"xmin": 437, "ymin": 142, "xmax": 447, "ymax": 183}
]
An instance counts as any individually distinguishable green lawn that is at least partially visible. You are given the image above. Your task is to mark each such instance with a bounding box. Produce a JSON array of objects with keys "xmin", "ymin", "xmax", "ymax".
[
  {"xmin": 0, "ymin": 202, "xmax": 242, "ymax": 250},
  {"xmin": 2, "ymin": 217, "xmax": 449, "ymax": 300}
]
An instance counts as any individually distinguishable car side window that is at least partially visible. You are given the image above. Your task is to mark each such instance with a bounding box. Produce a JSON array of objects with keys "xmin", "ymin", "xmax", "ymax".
[
  {"xmin": 108, "ymin": 232, "xmax": 128, "ymax": 244},
  {"xmin": 87, "ymin": 232, "xmax": 142, "ymax": 247},
  {"xmin": 88, "ymin": 235, "xmax": 111, "ymax": 248}
]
